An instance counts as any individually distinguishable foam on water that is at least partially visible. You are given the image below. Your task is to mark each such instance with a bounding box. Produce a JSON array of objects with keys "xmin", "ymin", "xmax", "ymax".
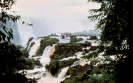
[{"xmin": 29, "ymin": 39, "xmax": 41, "ymax": 58}]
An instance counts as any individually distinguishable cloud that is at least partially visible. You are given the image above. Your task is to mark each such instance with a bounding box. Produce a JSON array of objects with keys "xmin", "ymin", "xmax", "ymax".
[
  {"xmin": 12, "ymin": 0, "xmax": 100, "ymax": 17},
  {"xmin": 11, "ymin": 0, "xmax": 101, "ymax": 36}
]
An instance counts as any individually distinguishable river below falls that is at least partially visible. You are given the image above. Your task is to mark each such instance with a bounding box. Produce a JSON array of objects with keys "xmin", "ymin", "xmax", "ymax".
[{"xmin": 18, "ymin": 36, "xmax": 100, "ymax": 83}]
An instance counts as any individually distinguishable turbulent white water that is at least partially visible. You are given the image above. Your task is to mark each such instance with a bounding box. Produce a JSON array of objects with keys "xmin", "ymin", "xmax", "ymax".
[
  {"xmin": 37, "ymin": 45, "xmax": 70, "ymax": 83},
  {"xmin": 29, "ymin": 39, "xmax": 41, "ymax": 58},
  {"xmin": 38, "ymin": 67, "xmax": 69, "ymax": 83},
  {"xmin": 60, "ymin": 52, "xmax": 91, "ymax": 66},
  {"xmin": 39, "ymin": 45, "xmax": 55, "ymax": 66},
  {"xmin": 21, "ymin": 43, "xmax": 69, "ymax": 83},
  {"xmin": 18, "ymin": 35, "xmax": 102, "ymax": 83}
]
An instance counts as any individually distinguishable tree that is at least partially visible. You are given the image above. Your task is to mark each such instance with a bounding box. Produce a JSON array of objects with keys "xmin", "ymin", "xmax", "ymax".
[
  {"xmin": 0, "ymin": 0, "xmax": 33, "ymax": 82},
  {"xmin": 88, "ymin": 0, "xmax": 129, "ymax": 49},
  {"xmin": 88, "ymin": 0, "xmax": 129, "ymax": 82},
  {"xmin": 0, "ymin": 0, "xmax": 21, "ymax": 42},
  {"xmin": 0, "ymin": 0, "xmax": 21, "ymax": 74}
]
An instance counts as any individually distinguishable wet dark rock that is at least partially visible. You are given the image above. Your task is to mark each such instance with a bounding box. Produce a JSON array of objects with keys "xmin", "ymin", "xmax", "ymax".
[
  {"xmin": 37, "ymin": 58, "xmax": 41, "ymax": 59},
  {"xmin": 90, "ymin": 60, "xmax": 100, "ymax": 66},
  {"xmin": 35, "ymin": 77, "xmax": 41, "ymax": 80},
  {"xmin": 27, "ymin": 78, "xmax": 38, "ymax": 83},
  {"xmin": 33, "ymin": 71, "xmax": 41, "ymax": 75},
  {"xmin": 70, "ymin": 64, "xmax": 93, "ymax": 77},
  {"xmin": 73, "ymin": 60, "xmax": 80, "ymax": 66},
  {"xmin": 42, "ymin": 73, "xmax": 46, "ymax": 77},
  {"xmin": 61, "ymin": 64, "xmax": 92, "ymax": 83},
  {"xmin": 37, "ymin": 66, "xmax": 42, "ymax": 68},
  {"xmin": 89, "ymin": 46, "xmax": 99, "ymax": 51},
  {"xmin": 87, "ymin": 36, "xmax": 98, "ymax": 40}
]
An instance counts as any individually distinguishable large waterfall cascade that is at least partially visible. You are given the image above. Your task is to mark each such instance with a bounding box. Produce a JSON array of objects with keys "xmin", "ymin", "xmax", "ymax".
[
  {"xmin": 20, "ymin": 40, "xmax": 70, "ymax": 83},
  {"xmin": 23, "ymin": 40, "xmax": 110, "ymax": 83},
  {"xmin": 6, "ymin": 17, "xmax": 110, "ymax": 82},
  {"xmin": 6, "ymin": 18, "xmax": 35, "ymax": 46},
  {"xmin": 17, "ymin": 33, "xmax": 113, "ymax": 83}
]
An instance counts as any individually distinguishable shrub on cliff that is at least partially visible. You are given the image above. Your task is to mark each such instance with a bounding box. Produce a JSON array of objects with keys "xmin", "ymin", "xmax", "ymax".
[
  {"xmin": 45, "ymin": 60, "xmax": 59, "ymax": 76},
  {"xmin": 45, "ymin": 58, "xmax": 79, "ymax": 76},
  {"xmin": 50, "ymin": 54, "xmax": 60, "ymax": 60},
  {"xmin": 82, "ymin": 51, "xmax": 98, "ymax": 60},
  {"xmin": 25, "ymin": 37, "xmax": 34, "ymax": 50},
  {"xmin": 87, "ymin": 36, "xmax": 98, "ymax": 40},
  {"xmin": 36, "ymin": 38, "xmax": 59, "ymax": 56},
  {"xmin": 52, "ymin": 43, "xmax": 82, "ymax": 60},
  {"xmin": 70, "ymin": 38, "xmax": 83, "ymax": 43},
  {"xmin": 59, "ymin": 58, "xmax": 79, "ymax": 69},
  {"xmin": 30, "ymin": 42, "xmax": 35, "ymax": 48}
]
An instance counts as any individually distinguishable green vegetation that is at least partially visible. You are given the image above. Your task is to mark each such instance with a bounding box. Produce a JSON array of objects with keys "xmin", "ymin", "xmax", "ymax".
[
  {"xmin": 59, "ymin": 58, "xmax": 79, "ymax": 70},
  {"xmin": 63, "ymin": 64, "xmax": 93, "ymax": 83},
  {"xmin": 82, "ymin": 51, "xmax": 98, "ymax": 60},
  {"xmin": 13, "ymin": 45, "xmax": 42, "ymax": 70},
  {"xmin": 30, "ymin": 42, "xmax": 35, "ymax": 48},
  {"xmin": 36, "ymin": 36, "xmax": 59, "ymax": 56},
  {"xmin": 63, "ymin": 72, "xmax": 87, "ymax": 83},
  {"xmin": 38, "ymin": 36, "xmax": 50, "ymax": 38},
  {"xmin": 63, "ymin": 62, "xmax": 115, "ymax": 83},
  {"xmin": 87, "ymin": 36, "xmax": 98, "ymax": 40},
  {"xmin": 87, "ymin": 63, "xmax": 116, "ymax": 83},
  {"xmin": 49, "ymin": 33, "xmax": 58, "ymax": 36},
  {"xmin": 0, "ymin": 0, "xmax": 129, "ymax": 82},
  {"xmin": 45, "ymin": 43, "xmax": 85, "ymax": 76},
  {"xmin": 46, "ymin": 42, "xmax": 93, "ymax": 76},
  {"xmin": 0, "ymin": 0, "xmax": 39, "ymax": 82},
  {"xmin": 45, "ymin": 58, "xmax": 79, "ymax": 76},
  {"xmin": 17, "ymin": 58, "xmax": 41, "ymax": 70},
  {"xmin": 0, "ymin": 42, "xmax": 42, "ymax": 82},
  {"xmin": 25, "ymin": 37, "xmax": 34, "ymax": 50},
  {"xmin": 88, "ymin": 0, "xmax": 129, "ymax": 82},
  {"xmin": 62, "ymin": 0, "xmax": 129, "ymax": 82},
  {"xmin": 70, "ymin": 38, "xmax": 83, "ymax": 43},
  {"xmin": 52, "ymin": 43, "xmax": 83, "ymax": 60}
]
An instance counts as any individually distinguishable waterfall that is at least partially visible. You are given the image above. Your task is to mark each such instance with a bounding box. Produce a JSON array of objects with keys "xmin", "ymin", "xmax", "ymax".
[
  {"xmin": 6, "ymin": 18, "xmax": 35, "ymax": 46},
  {"xmin": 40, "ymin": 45, "xmax": 55, "ymax": 66},
  {"xmin": 24, "ymin": 45, "xmax": 55, "ymax": 79},
  {"xmin": 38, "ymin": 45, "xmax": 69, "ymax": 83},
  {"xmin": 16, "ymin": 18, "xmax": 35, "ymax": 46},
  {"xmin": 21, "ymin": 44, "xmax": 69, "ymax": 83},
  {"xmin": 58, "ymin": 67, "xmax": 69, "ymax": 79},
  {"xmin": 37, "ymin": 67, "xmax": 69, "ymax": 83},
  {"xmin": 29, "ymin": 39, "xmax": 41, "ymax": 58}
]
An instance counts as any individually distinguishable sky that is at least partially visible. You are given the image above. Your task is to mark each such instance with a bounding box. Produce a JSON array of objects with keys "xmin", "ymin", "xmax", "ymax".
[{"xmin": 12, "ymin": 0, "xmax": 101, "ymax": 37}]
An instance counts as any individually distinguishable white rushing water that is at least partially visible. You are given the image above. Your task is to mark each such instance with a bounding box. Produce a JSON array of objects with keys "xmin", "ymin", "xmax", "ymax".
[
  {"xmin": 38, "ymin": 67, "xmax": 69, "ymax": 83},
  {"xmin": 29, "ymin": 39, "xmax": 41, "ymax": 58},
  {"xmin": 37, "ymin": 45, "xmax": 70, "ymax": 83},
  {"xmin": 18, "ymin": 35, "xmax": 101, "ymax": 83},
  {"xmin": 22, "ymin": 41, "xmax": 69, "ymax": 83}
]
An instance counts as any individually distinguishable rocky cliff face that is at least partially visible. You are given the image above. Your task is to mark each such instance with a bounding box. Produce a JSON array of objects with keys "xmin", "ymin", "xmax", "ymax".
[{"xmin": 61, "ymin": 60, "xmax": 99, "ymax": 83}]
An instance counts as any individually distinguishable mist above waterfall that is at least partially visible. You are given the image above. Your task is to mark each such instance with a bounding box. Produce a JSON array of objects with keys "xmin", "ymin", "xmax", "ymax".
[
  {"xmin": 12, "ymin": 0, "xmax": 101, "ymax": 37},
  {"xmin": 28, "ymin": 17, "xmax": 51, "ymax": 37},
  {"xmin": 6, "ymin": 18, "xmax": 35, "ymax": 46}
]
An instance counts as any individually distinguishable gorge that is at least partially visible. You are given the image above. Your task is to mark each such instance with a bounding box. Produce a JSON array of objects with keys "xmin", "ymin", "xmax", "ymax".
[
  {"xmin": 4, "ymin": 18, "xmax": 128, "ymax": 83},
  {"xmin": 16, "ymin": 33, "xmax": 118, "ymax": 83},
  {"xmin": 0, "ymin": 0, "xmax": 129, "ymax": 83}
]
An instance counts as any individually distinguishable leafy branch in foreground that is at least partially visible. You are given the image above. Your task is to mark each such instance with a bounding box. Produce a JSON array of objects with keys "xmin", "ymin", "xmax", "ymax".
[
  {"xmin": 88, "ymin": 0, "xmax": 129, "ymax": 49},
  {"xmin": 0, "ymin": 0, "xmax": 35, "ymax": 82},
  {"xmin": 88, "ymin": 0, "xmax": 129, "ymax": 83}
]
